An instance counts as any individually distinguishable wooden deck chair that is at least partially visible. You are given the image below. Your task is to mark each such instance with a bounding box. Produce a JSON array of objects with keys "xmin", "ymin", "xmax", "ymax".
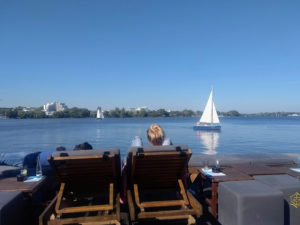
[
  {"xmin": 39, "ymin": 149, "xmax": 121, "ymax": 225},
  {"xmin": 125, "ymin": 145, "xmax": 202, "ymax": 224}
]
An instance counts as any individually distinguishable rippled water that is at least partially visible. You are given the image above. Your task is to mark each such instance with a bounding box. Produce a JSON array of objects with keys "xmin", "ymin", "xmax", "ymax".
[{"xmin": 0, "ymin": 117, "xmax": 299, "ymax": 158}]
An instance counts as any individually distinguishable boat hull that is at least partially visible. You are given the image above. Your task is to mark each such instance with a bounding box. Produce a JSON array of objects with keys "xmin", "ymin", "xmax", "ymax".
[{"xmin": 193, "ymin": 125, "xmax": 221, "ymax": 130}]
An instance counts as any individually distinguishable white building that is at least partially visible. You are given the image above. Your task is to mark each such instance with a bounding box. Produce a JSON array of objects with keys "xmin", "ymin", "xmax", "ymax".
[
  {"xmin": 136, "ymin": 106, "xmax": 148, "ymax": 112},
  {"xmin": 43, "ymin": 102, "xmax": 67, "ymax": 116}
]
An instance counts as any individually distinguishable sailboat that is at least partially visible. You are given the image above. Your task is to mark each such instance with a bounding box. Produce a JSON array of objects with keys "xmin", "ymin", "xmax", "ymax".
[
  {"xmin": 96, "ymin": 107, "xmax": 104, "ymax": 120},
  {"xmin": 193, "ymin": 89, "xmax": 221, "ymax": 130}
]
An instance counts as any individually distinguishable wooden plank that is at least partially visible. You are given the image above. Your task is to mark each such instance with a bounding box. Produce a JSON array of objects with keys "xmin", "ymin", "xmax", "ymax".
[
  {"xmin": 156, "ymin": 215, "xmax": 195, "ymax": 225},
  {"xmin": 109, "ymin": 183, "xmax": 114, "ymax": 208},
  {"xmin": 57, "ymin": 204, "xmax": 114, "ymax": 214},
  {"xmin": 140, "ymin": 200, "xmax": 185, "ymax": 208},
  {"xmin": 140, "ymin": 151, "xmax": 191, "ymax": 157},
  {"xmin": 0, "ymin": 177, "xmax": 46, "ymax": 195},
  {"xmin": 178, "ymin": 179, "xmax": 189, "ymax": 205},
  {"xmin": 138, "ymin": 209, "xmax": 195, "ymax": 219},
  {"xmin": 127, "ymin": 190, "xmax": 136, "ymax": 221},
  {"xmin": 55, "ymin": 183, "xmax": 114, "ymax": 214},
  {"xmin": 188, "ymin": 167, "xmax": 199, "ymax": 174},
  {"xmin": 135, "ymin": 160, "xmax": 187, "ymax": 165},
  {"xmin": 48, "ymin": 215, "xmax": 118, "ymax": 224},
  {"xmin": 133, "ymin": 184, "xmax": 141, "ymax": 208},
  {"xmin": 39, "ymin": 194, "xmax": 58, "ymax": 225},
  {"xmin": 55, "ymin": 161, "xmax": 113, "ymax": 167},
  {"xmin": 187, "ymin": 191, "xmax": 203, "ymax": 216},
  {"xmin": 190, "ymin": 173, "xmax": 198, "ymax": 183},
  {"xmin": 134, "ymin": 167, "xmax": 184, "ymax": 172},
  {"xmin": 54, "ymin": 154, "xmax": 115, "ymax": 160},
  {"xmin": 55, "ymin": 183, "xmax": 65, "ymax": 214}
]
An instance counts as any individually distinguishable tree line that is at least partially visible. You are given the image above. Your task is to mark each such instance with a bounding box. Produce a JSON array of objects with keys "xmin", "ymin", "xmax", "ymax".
[{"xmin": 0, "ymin": 107, "xmax": 298, "ymax": 119}]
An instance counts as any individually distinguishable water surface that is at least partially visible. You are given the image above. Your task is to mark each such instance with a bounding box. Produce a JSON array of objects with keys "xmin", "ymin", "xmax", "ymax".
[{"xmin": 0, "ymin": 117, "xmax": 299, "ymax": 158}]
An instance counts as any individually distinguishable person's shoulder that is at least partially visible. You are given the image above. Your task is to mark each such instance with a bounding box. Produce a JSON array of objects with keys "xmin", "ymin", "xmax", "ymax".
[
  {"xmin": 39, "ymin": 150, "xmax": 56, "ymax": 160},
  {"xmin": 162, "ymin": 138, "xmax": 173, "ymax": 146}
]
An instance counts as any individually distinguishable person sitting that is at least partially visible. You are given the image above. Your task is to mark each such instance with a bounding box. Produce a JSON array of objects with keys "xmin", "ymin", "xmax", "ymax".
[
  {"xmin": 122, "ymin": 125, "xmax": 172, "ymax": 203},
  {"xmin": 131, "ymin": 124, "xmax": 172, "ymax": 147},
  {"xmin": 24, "ymin": 146, "xmax": 67, "ymax": 176},
  {"xmin": 37, "ymin": 146, "xmax": 66, "ymax": 175},
  {"xmin": 73, "ymin": 142, "xmax": 93, "ymax": 150}
]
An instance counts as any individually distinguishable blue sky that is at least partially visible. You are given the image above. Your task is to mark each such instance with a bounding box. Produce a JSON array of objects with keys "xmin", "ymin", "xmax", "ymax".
[{"xmin": 0, "ymin": 0, "xmax": 299, "ymax": 113}]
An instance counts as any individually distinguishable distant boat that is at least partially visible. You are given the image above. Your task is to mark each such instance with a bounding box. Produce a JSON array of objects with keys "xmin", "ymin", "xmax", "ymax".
[
  {"xmin": 96, "ymin": 107, "xmax": 104, "ymax": 120},
  {"xmin": 288, "ymin": 113, "xmax": 300, "ymax": 117},
  {"xmin": 193, "ymin": 89, "xmax": 221, "ymax": 130}
]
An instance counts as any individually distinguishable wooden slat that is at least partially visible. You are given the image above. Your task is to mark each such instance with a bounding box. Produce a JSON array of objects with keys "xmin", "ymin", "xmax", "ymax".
[
  {"xmin": 109, "ymin": 183, "xmax": 114, "ymax": 209},
  {"xmin": 55, "ymin": 162, "xmax": 113, "ymax": 168},
  {"xmin": 53, "ymin": 153, "xmax": 115, "ymax": 160},
  {"xmin": 138, "ymin": 209, "xmax": 196, "ymax": 219},
  {"xmin": 56, "ymin": 182, "xmax": 114, "ymax": 214},
  {"xmin": 127, "ymin": 190, "xmax": 135, "ymax": 221},
  {"xmin": 39, "ymin": 194, "xmax": 58, "ymax": 225},
  {"xmin": 57, "ymin": 204, "xmax": 113, "ymax": 214},
  {"xmin": 55, "ymin": 183, "xmax": 65, "ymax": 214},
  {"xmin": 140, "ymin": 200, "xmax": 185, "ymax": 208},
  {"xmin": 134, "ymin": 184, "xmax": 141, "ymax": 208},
  {"xmin": 178, "ymin": 179, "xmax": 189, "ymax": 205},
  {"xmin": 48, "ymin": 215, "xmax": 118, "ymax": 225},
  {"xmin": 187, "ymin": 191, "xmax": 203, "ymax": 216}
]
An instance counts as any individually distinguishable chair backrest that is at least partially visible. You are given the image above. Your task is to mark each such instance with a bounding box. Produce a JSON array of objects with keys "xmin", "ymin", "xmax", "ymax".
[
  {"xmin": 49, "ymin": 149, "xmax": 121, "ymax": 192},
  {"xmin": 126, "ymin": 145, "xmax": 191, "ymax": 189}
]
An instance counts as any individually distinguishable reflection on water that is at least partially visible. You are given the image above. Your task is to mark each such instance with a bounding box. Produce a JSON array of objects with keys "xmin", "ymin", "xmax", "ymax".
[{"xmin": 196, "ymin": 131, "xmax": 220, "ymax": 155}]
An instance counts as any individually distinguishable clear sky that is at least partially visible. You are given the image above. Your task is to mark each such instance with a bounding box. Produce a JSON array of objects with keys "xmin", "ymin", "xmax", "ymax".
[{"xmin": 0, "ymin": 0, "xmax": 299, "ymax": 113}]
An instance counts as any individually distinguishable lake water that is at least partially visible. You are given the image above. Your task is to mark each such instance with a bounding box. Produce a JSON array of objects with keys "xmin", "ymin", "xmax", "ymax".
[{"xmin": 0, "ymin": 117, "xmax": 299, "ymax": 158}]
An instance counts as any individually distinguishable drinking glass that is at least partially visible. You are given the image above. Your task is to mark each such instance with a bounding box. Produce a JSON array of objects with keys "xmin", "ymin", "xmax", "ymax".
[
  {"xmin": 204, "ymin": 160, "xmax": 209, "ymax": 170},
  {"xmin": 36, "ymin": 157, "xmax": 43, "ymax": 177}
]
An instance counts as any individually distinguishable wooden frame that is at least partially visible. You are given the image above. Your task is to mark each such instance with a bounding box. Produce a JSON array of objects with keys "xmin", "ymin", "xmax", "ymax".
[
  {"xmin": 126, "ymin": 147, "xmax": 202, "ymax": 224},
  {"xmin": 40, "ymin": 193, "xmax": 121, "ymax": 225},
  {"xmin": 39, "ymin": 149, "xmax": 121, "ymax": 225},
  {"xmin": 55, "ymin": 183, "xmax": 114, "ymax": 215}
]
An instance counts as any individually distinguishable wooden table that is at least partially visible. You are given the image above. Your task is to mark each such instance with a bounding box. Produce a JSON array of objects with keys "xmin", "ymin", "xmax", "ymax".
[
  {"xmin": 0, "ymin": 176, "xmax": 46, "ymax": 196},
  {"xmin": 190, "ymin": 167, "xmax": 254, "ymax": 218},
  {"xmin": 231, "ymin": 164, "xmax": 288, "ymax": 176},
  {"xmin": 269, "ymin": 166, "xmax": 300, "ymax": 179}
]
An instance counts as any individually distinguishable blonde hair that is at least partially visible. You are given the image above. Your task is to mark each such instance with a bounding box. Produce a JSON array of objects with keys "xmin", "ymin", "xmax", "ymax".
[{"xmin": 147, "ymin": 124, "xmax": 165, "ymax": 146}]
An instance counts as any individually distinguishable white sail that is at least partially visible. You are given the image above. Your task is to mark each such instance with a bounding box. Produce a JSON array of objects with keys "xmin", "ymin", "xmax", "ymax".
[
  {"xmin": 100, "ymin": 109, "xmax": 104, "ymax": 119},
  {"xmin": 97, "ymin": 107, "xmax": 104, "ymax": 119},
  {"xmin": 212, "ymin": 102, "xmax": 220, "ymax": 123},
  {"xmin": 199, "ymin": 90, "xmax": 220, "ymax": 124},
  {"xmin": 96, "ymin": 108, "xmax": 101, "ymax": 119}
]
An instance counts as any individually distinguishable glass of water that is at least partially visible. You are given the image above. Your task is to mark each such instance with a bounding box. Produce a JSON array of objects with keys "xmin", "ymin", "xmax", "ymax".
[{"xmin": 36, "ymin": 156, "xmax": 43, "ymax": 177}]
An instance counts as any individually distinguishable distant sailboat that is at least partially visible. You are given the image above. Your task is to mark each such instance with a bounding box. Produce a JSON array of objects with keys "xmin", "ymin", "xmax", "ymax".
[
  {"xmin": 96, "ymin": 107, "xmax": 104, "ymax": 120},
  {"xmin": 193, "ymin": 89, "xmax": 221, "ymax": 130}
]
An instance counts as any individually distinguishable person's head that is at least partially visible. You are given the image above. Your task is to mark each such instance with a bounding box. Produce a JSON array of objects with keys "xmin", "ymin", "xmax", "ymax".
[
  {"xmin": 56, "ymin": 146, "xmax": 66, "ymax": 151},
  {"xmin": 73, "ymin": 142, "xmax": 93, "ymax": 151},
  {"xmin": 147, "ymin": 124, "xmax": 165, "ymax": 146}
]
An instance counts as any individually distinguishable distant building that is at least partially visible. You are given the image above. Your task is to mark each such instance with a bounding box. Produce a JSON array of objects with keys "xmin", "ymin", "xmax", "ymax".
[
  {"xmin": 136, "ymin": 106, "xmax": 148, "ymax": 112},
  {"xmin": 126, "ymin": 108, "xmax": 136, "ymax": 112},
  {"xmin": 22, "ymin": 107, "xmax": 35, "ymax": 112},
  {"xmin": 43, "ymin": 102, "xmax": 67, "ymax": 116}
]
